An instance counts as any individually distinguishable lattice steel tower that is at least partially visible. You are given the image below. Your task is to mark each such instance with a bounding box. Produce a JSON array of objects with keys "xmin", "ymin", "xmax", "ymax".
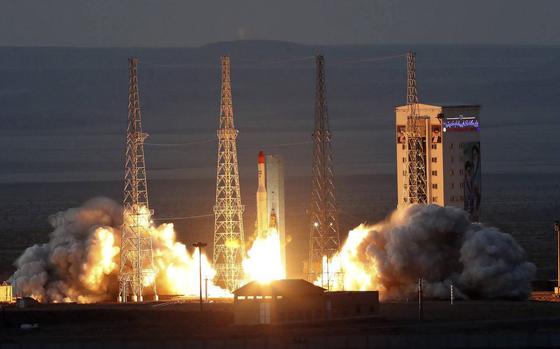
[
  {"xmin": 118, "ymin": 57, "xmax": 158, "ymax": 303},
  {"xmin": 212, "ymin": 56, "xmax": 245, "ymax": 291},
  {"xmin": 308, "ymin": 55, "xmax": 340, "ymax": 288},
  {"xmin": 404, "ymin": 51, "xmax": 428, "ymax": 204}
]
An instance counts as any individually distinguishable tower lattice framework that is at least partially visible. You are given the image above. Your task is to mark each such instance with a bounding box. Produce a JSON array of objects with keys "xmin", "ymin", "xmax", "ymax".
[
  {"xmin": 212, "ymin": 56, "xmax": 245, "ymax": 291},
  {"xmin": 118, "ymin": 57, "xmax": 158, "ymax": 303},
  {"xmin": 404, "ymin": 51, "xmax": 428, "ymax": 204},
  {"xmin": 308, "ymin": 55, "xmax": 340, "ymax": 289}
]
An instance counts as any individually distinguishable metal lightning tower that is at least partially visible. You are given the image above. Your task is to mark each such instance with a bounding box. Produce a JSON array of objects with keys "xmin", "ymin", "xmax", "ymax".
[
  {"xmin": 404, "ymin": 51, "xmax": 428, "ymax": 204},
  {"xmin": 308, "ymin": 55, "xmax": 340, "ymax": 289},
  {"xmin": 212, "ymin": 56, "xmax": 245, "ymax": 291},
  {"xmin": 118, "ymin": 57, "xmax": 158, "ymax": 303}
]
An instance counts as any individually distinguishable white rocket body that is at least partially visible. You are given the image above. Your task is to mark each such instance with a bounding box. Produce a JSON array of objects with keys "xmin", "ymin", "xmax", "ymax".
[{"xmin": 256, "ymin": 151, "xmax": 268, "ymax": 238}]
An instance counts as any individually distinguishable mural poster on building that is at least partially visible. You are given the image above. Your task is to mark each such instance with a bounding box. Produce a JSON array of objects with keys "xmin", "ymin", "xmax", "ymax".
[
  {"xmin": 396, "ymin": 125, "xmax": 406, "ymax": 144},
  {"xmin": 463, "ymin": 142, "xmax": 481, "ymax": 221}
]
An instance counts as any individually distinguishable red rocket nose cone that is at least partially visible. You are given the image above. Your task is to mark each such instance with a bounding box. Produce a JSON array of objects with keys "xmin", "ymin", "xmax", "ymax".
[{"xmin": 258, "ymin": 151, "xmax": 265, "ymax": 164}]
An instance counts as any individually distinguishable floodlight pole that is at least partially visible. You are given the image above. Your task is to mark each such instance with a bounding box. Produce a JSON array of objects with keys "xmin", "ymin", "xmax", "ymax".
[
  {"xmin": 450, "ymin": 284, "xmax": 454, "ymax": 305},
  {"xmin": 555, "ymin": 222, "xmax": 560, "ymax": 295},
  {"xmin": 418, "ymin": 277, "xmax": 424, "ymax": 321},
  {"xmin": 193, "ymin": 242, "xmax": 208, "ymax": 311},
  {"xmin": 205, "ymin": 277, "xmax": 208, "ymax": 302}
]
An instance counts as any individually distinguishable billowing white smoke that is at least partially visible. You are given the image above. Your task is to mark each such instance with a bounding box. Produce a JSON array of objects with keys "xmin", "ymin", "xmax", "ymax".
[
  {"xmin": 11, "ymin": 197, "xmax": 122, "ymax": 303},
  {"xmin": 11, "ymin": 197, "xmax": 228, "ymax": 303},
  {"xmin": 333, "ymin": 204, "xmax": 536, "ymax": 300}
]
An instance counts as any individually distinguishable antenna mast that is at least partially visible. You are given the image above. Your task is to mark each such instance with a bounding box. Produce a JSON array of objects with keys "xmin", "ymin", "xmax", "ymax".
[
  {"xmin": 119, "ymin": 57, "xmax": 158, "ymax": 302},
  {"xmin": 212, "ymin": 56, "xmax": 245, "ymax": 291},
  {"xmin": 308, "ymin": 55, "xmax": 340, "ymax": 289}
]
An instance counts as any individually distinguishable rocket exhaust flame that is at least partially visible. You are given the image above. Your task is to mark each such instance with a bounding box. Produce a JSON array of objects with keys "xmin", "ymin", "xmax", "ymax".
[
  {"xmin": 242, "ymin": 228, "xmax": 285, "ymax": 283},
  {"xmin": 11, "ymin": 198, "xmax": 230, "ymax": 303},
  {"xmin": 314, "ymin": 226, "xmax": 378, "ymax": 292}
]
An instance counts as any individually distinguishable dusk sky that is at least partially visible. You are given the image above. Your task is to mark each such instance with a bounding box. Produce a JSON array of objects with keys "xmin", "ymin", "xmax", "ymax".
[{"xmin": 1, "ymin": 0, "xmax": 559, "ymax": 47}]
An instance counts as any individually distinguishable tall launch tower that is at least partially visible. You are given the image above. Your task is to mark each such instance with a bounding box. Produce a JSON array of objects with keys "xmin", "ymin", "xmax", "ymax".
[
  {"xmin": 212, "ymin": 56, "xmax": 245, "ymax": 291},
  {"xmin": 308, "ymin": 55, "xmax": 340, "ymax": 288},
  {"xmin": 404, "ymin": 51, "xmax": 428, "ymax": 204},
  {"xmin": 119, "ymin": 57, "xmax": 158, "ymax": 302},
  {"xmin": 396, "ymin": 52, "xmax": 481, "ymax": 219}
]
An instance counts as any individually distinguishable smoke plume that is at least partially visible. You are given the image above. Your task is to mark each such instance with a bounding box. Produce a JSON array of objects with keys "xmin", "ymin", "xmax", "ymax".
[
  {"xmin": 11, "ymin": 197, "xmax": 227, "ymax": 303},
  {"xmin": 332, "ymin": 204, "xmax": 536, "ymax": 300},
  {"xmin": 11, "ymin": 197, "xmax": 122, "ymax": 303}
]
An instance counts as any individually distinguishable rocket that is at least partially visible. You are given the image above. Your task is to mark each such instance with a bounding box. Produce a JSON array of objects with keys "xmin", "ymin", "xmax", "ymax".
[{"xmin": 256, "ymin": 151, "xmax": 268, "ymax": 237}]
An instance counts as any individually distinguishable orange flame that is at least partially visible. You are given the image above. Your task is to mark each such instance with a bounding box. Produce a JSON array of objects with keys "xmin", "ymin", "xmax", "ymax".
[
  {"xmin": 314, "ymin": 224, "xmax": 378, "ymax": 291},
  {"xmin": 118, "ymin": 207, "xmax": 231, "ymax": 298},
  {"xmin": 242, "ymin": 228, "xmax": 285, "ymax": 283}
]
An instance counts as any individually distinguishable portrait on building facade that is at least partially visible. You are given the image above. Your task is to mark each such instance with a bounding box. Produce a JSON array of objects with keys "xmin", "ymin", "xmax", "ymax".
[{"xmin": 463, "ymin": 142, "xmax": 481, "ymax": 221}]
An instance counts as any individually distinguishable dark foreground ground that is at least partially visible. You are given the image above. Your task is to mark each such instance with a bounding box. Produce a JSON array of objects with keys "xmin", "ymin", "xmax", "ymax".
[{"xmin": 2, "ymin": 296, "xmax": 560, "ymax": 348}]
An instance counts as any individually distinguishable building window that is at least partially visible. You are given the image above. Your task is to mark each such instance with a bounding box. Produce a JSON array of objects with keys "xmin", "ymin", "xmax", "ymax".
[
  {"xmin": 431, "ymin": 157, "xmax": 437, "ymax": 163},
  {"xmin": 403, "ymin": 184, "xmax": 408, "ymax": 190},
  {"xmin": 431, "ymin": 144, "xmax": 437, "ymax": 150},
  {"xmin": 450, "ymin": 169, "xmax": 455, "ymax": 175},
  {"xmin": 450, "ymin": 196, "xmax": 455, "ymax": 202},
  {"xmin": 432, "ymin": 196, "xmax": 438, "ymax": 202},
  {"xmin": 431, "ymin": 170, "xmax": 437, "ymax": 176},
  {"xmin": 402, "ymin": 157, "xmax": 406, "ymax": 163},
  {"xmin": 403, "ymin": 198, "xmax": 408, "ymax": 203},
  {"xmin": 238, "ymin": 296, "xmax": 246, "ymax": 300},
  {"xmin": 450, "ymin": 143, "xmax": 454, "ymax": 149},
  {"xmin": 459, "ymin": 143, "xmax": 464, "ymax": 149},
  {"xmin": 460, "ymin": 182, "xmax": 464, "ymax": 189},
  {"xmin": 432, "ymin": 183, "xmax": 438, "ymax": 189},
  {"xmin": 402, "ymin": 144, "xmax": 405, "ymax": 150},
  {"xmin": 460, "ymin": 195, "xmax": 464, "ymax": 200},
  {"xmin": 451, "ymin": 183, "xmax": 455, "ymax": 189},
  {"xmin": 402, "ymin": 170, "xmax": 407, "ymax": 176},
  {"xmin": 459, "ymin": 169, "xmax": 464, "ymax": 175}
]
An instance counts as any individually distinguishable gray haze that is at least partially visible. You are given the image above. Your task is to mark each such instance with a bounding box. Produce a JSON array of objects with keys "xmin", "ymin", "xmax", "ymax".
[
  {"xmin": 1, "ymin": 0, "xmax": 560, "ymax": 47},
  {"xmin": 0, "ymin": 43, "xmax": 559, "ymax": 183}
]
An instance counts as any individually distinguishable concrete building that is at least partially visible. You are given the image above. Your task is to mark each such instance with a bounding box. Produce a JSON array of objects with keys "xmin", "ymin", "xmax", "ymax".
[
  {"xmin": 233, "ymin": 279, "xmax": 379, "ymax": 325},
  {"xmin": 266, "ymin": 155, "xmax": 286, "ymax": 275},
  {"xmin": 396, "ymin": 104, "xmax": 481, "ymax": 220}
]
